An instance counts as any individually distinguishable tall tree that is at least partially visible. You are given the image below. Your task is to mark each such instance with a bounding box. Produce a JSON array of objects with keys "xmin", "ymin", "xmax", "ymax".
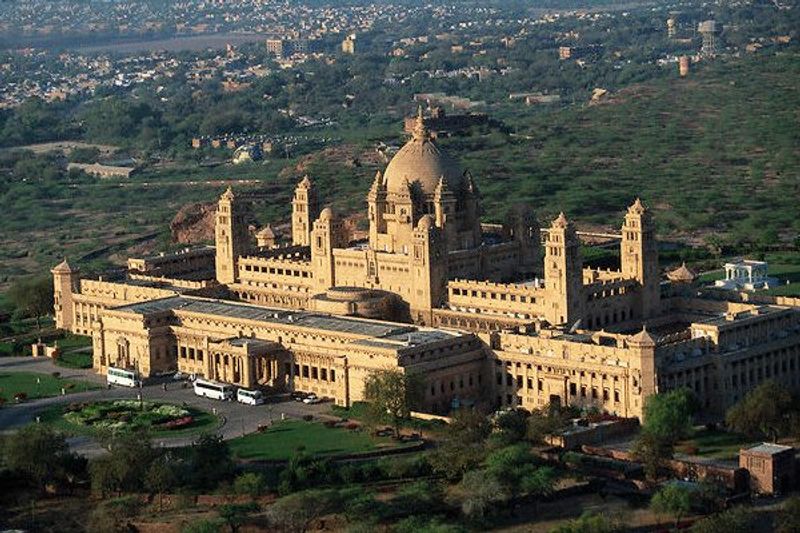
[
  {"xmin": 484, "ymin": 444, "xmax": 556, "ymax": 502},
  {"xmin": 7, "ymin": 275, "xmax": 53, "ymax": 330},
  {"xmin": 641, "ymin": 388, "xmax": 697, "ymax": 443},
  {"xmin": 266, "ymin": 489, "xmax": 340, "ymax": 533},
  {"xmin": 363, "ymin": 369, "xmax": 423, "ymax": 438},
  {"xmin": 144, "ymin": 457, "xmax": 176, "ymax": 512},
  {"xmin": 218, "ymin": 502, "xmax": 259, "ymax": 533},
  {"xmin": 651, "ymin": 484, "xmax": 693, "ymax": 529},
  {"xmin": 430, "ymin": 408, "xmax": 491, "ymax": 481},
  {"xmin": 725, "ymin": 380, "xmax": 792, "ymax": 442},
  {"xmin": 186, "ymin": 434, "xmax": 235, "ymax": 491},
  {"xmin": 4, "ymin": 425, "xmax": 80, "ymax": 493},
  {"xmin": 456, "ymin": 469, "xmax": 508, "ymax": 524}
]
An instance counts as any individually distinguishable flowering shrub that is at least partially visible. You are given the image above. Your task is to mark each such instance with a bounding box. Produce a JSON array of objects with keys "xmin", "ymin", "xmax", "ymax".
[
  {"xmin": 60, "ymin": 400, "xmax": 196, "ymax": 434},
  {"xmin": 160, "ymin": 416, "xmax": 194, "ymax": 429}
]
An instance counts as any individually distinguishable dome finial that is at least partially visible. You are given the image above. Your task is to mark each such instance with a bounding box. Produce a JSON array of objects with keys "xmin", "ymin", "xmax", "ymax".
[{"xmin": 412, "ymin": 105, "xmax": 429, "ymax": 141}]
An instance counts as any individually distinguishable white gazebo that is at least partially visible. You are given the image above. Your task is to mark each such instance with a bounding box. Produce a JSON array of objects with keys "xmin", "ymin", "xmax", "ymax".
[{"xmin": 715, "ymin": 259, "xmax": 778, "ymax": 291}]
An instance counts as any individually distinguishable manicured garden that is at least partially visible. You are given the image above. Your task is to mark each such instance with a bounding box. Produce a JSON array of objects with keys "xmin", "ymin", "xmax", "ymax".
[
  {"xmin": 0, "ymin": 371, "xmax": 98, "ymax": 404},
  {"xmin": 228, "ymin": 418, "xmax": 411, "ymax": 461},
  {"xmin": 38, "ymin": 399, "xmax": 220, "ymax": 437}
]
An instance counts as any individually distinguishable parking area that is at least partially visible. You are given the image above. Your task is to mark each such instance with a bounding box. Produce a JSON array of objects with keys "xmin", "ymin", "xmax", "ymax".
[{"xmin": 0, "ymin": 356, "xmax": 333, "ymax": 456}]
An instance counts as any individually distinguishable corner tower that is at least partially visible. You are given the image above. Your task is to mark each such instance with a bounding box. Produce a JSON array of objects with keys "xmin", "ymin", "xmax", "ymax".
[
  {"xmin": 621, "ymin": 199, "xmax": 660, "ymax": 319},
  {"xmin": 215, "ymin": 187, "xmax": 250, "ymax": 284},
  {"xmin": 52, "ymin": 259, "xmax": 80, "ymax": 331},
  {"xmin": 544, "ymin": 213, "xmax": 583, "ymax": 327},
  {"xmin": 292, "ymin": 175, "xmax": 319, "ymax": 247}
]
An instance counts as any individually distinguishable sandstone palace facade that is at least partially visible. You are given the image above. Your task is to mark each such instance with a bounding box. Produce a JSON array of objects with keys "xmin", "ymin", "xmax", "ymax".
[{"xmin": 52, "ymin": 114, "xmax": 800, "ymax": 420}]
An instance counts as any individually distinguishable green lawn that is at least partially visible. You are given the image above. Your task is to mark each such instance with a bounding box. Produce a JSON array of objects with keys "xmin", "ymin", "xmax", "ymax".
[
  {"xmin": 0, "ymin": 371, "xmax": 99, "ymax": 403},
  {"xmin": 55, "ymin": 351, "xmax": 93, "ymax": 369},
  {"xmin": 676, "ymin": 428, "xmax": 757, "ymax": 461},
  {"xmin": 228, "ymin": 419, "xmax": 402, "ymax": 460},
  {"xmin": 330, "ymin": 401, "xmax": 447, "ymax": 435},
  {"xmin": 55, "ymin": 334, "xmax": 93, "ymax": 353},
  {"xmin": 37, "ymin": 400, "xmax": 220, "ymax": 438}
]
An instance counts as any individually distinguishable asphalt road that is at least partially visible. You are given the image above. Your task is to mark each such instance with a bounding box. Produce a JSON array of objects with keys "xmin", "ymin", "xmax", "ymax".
[{"xmin": 0, "ymin": 356, "xmax": 331, "ymax": 457}]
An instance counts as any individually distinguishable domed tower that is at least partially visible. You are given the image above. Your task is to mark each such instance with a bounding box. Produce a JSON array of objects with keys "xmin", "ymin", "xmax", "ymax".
[{"xmin": 372, "ymin": 109, "xmax": 482, "ymax": 254}]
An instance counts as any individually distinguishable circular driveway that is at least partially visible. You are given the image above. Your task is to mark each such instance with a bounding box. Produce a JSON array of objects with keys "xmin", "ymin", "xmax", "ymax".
[{"xmin": 0, "ymin": 356, "xmax": 331, "ymax": 457}]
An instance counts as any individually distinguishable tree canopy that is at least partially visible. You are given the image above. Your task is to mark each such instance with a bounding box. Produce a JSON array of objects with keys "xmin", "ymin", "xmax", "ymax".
[{"xmin": 725, "ymin": 380, "xmax": 793, "ymax": 442}]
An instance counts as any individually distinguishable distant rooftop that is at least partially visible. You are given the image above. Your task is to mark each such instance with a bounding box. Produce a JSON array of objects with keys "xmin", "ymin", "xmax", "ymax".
[{"xmin": 744, "ymin": 443, "xmax": 794, "ymax": 456}]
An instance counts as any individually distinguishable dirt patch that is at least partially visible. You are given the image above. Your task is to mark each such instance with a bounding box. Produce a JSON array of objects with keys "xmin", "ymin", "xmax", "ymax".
[{"xmin": 170, "ymin": 202, "xmax": 217, "ymax": 244}]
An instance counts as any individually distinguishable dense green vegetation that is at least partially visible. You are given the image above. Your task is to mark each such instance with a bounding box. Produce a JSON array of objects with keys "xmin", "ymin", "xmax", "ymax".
[{"xmin": 1, "ymin": 51, "xmax": 798, "ymax": 288}]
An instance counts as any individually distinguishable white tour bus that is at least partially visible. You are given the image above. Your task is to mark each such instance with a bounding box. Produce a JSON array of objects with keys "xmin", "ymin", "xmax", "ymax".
[
  {"xmin": 236, "ymin": 388, "xmax": 264, "ymax": 405},
  {"xmin": 107, "ymin": 367, "xmax": 140, "ymax": 388},
  {"xmin": 193, "ymin": 378, "xmax": 234, "ymax": 401}
]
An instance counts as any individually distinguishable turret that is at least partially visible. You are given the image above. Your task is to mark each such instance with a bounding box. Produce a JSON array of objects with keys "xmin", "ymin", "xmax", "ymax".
[
  {"xmin": 621, "ymin": 198, "xmax": 660, "ymax": 319},
  {"xmin": 367, "ymin": 171, "xmax": 387, "ymax": 248},
  {"xmin": 544, "ymin": 212, "xmax": 583, "ymax": 327},
  {"xmin": 463, "ymin": 171, "xmax": 482, "ymax": 248},
  {"xmin": 292, "ymin": 175, "xmax": 319, "ymax": 247},
  {"xmin": 409, "ymin": 215, "xmax": 448, "ymax": 324},
  {"xmin": 433, "ymin": 175, "xmax": 457, "ymax": 247},
  {"xmin": 51, "ymin": 259, "xmax": 80, "ymax": 331},
  {"xmin": 507, "ymin": 204, "xmax": 541, "ymax": 276},
  {"xmin": 311, "ymin": 207, "xmax": 345, "ymax": 291},
  {"xmin": 215, "ymin": 187, "xmax": 251, "ymax": 284}
]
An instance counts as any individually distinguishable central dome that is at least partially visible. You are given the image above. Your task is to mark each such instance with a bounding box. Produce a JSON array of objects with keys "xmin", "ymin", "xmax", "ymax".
[{"xmin": 383, "ymin": 114, "xmax": 464, "ymax": 196}]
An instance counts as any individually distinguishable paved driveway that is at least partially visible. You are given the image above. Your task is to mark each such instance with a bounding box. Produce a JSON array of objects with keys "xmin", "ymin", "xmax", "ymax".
[{"xmin": 0, "ymin": 356, "xmax": 331, "ymax": 457}]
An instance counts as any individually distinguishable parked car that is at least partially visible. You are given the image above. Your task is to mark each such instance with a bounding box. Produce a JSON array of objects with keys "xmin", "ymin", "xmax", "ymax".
[
  {"xmin": 291, "ymin": 392, "xmax": 307, "ymax": 402},
  {"xmin": 303, "ymin": 394, "xmax": 320, "ymax": 404}
]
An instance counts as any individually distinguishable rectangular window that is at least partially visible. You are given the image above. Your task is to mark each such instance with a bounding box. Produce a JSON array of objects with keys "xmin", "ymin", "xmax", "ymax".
[
  {"xmin": 614, "ymin": 390, "xmax": 620, "ymax": 403},
  {"xmin": 570, "ymin": 383, "xmax": 577, "ymax": 396},
  {"xmin": 330, "ymin": 369, "xmax": 336, "ymax": 382},
  {"xmin": 527, "ymin": 378, "xmax": 533, "ymax": 389},
  {"xmin": 516, "ymin": 376, "xmax": 523, "ymax": 388},
  {"xmin": 294, "ymin": 363, "xmax": 300, "ymax": 376},
  {"xmin": 311, "ymin": 367, "xmax": 318, "ymax": 380},
  {"xmin": 321, "ymin": 368, "xmax": 328, "ymax": 381},
  {"xmin": 538, "ymin": 379, "xmax": 543, "ymax": 392},
  {"xmin": 302, "ymin": 365, "xmax": 309, "ymax": 378},
  {"xmin": 603, "ymin": 388, "xmax": 609, "ymax": 401}
]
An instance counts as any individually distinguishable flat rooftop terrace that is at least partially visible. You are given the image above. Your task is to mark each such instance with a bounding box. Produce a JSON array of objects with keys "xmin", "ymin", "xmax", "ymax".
[{"xmin": 113, "ymin": 296, "xmax": 466, "ymax": 345}]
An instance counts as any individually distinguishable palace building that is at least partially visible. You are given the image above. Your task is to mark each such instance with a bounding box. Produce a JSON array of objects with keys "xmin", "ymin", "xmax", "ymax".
[{"xmin": 52, "ymin": 114, "xmax": 800, "ymax": 420}]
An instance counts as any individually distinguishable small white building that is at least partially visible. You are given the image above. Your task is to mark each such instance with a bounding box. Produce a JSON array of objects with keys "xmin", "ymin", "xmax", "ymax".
[{"xmin": 715, "ymin": 259, "xmax": 779, "ymax": 291}]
